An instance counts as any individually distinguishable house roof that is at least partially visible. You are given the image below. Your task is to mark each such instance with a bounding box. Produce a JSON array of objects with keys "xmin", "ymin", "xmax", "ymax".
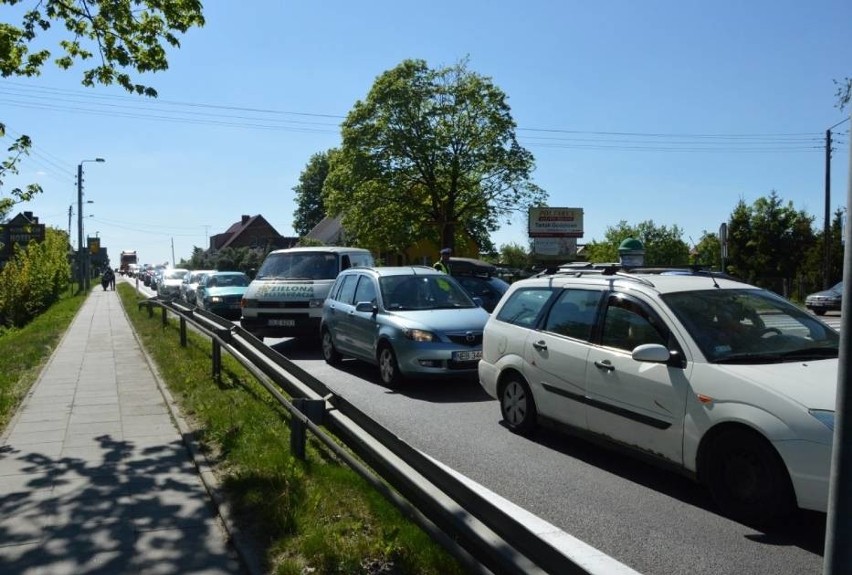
[{"xmin": 306, "ymin": 215, "xmax": 343, "ymax": 245}]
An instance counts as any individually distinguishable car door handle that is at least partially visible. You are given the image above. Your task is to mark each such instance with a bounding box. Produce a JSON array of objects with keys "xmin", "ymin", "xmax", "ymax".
[
  {"xmin": 594, "ymin": 359, "xmax": 615, "ymax": 371},
  {"xmin": 532, "ymin": 340, "xmax": 547, "ymax": 351}
]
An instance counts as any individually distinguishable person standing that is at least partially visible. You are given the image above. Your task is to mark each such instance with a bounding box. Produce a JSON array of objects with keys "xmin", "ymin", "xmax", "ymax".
[{"xmin": 433, "ymin": 248, "xmax": 452, "ymax": 274}]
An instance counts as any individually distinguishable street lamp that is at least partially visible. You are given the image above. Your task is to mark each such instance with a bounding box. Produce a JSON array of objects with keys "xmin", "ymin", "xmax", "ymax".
[{"xmin": 77, "ymin": 158, "xmax": 105, "ymax": 291}]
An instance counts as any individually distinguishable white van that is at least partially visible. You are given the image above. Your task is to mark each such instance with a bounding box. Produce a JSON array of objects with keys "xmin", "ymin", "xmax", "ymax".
[{"xmin": 240, "ymin": 246, "xmax": 374, "ymax": 340}]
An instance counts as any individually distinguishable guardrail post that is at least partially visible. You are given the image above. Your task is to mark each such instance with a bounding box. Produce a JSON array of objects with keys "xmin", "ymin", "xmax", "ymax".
[
  {"xmin": 179, "ymin": 316, "xmax": 187, "ymax": 347},
  {"xmin": 161, "ymin": 305, "xmax": 167, "ymax": 326},
  {"xmin": 212, "ymin": 339, "xmax": 221, "ymax": 380},
  {"xmin": 290, "ymin": 398, "xmax": 325, "ymax": 460}
]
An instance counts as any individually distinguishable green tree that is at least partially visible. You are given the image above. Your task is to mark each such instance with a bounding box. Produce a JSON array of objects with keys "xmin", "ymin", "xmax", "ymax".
[
  {"xmin": 324, "ymin": 58, "xmax": 547, "ymax": 255},
  {"xmin": 0, "ymin": 0, "xmax": 205, "ymax": 218},
  {"xmin": 692, "ymin": 232, "xmax": 721, "ymax": 269},
  {"xmin": 498, "ymin": 242, "xmax": 532, "ymax": 269},
  {"xmin": 836, "ymin": 77, "xmax": 851, "ymax": 110},
  {"xmin": 725, "ymin": 191, "xmax": 815, "ymax": 294},
  {"xmin": 293, "ymin": 151, "xmax": 331, "ymax": 237},
  {"xmin": 583, "ymin": 220, "xmax": 689, "ymax": 266}
]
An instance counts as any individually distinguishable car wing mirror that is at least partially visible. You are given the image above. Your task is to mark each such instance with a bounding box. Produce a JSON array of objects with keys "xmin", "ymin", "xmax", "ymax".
[
  {"xmin": 472, "ymin": 296, "xmax": 484, "ymax": 308},
  {"xmin": 631, "ymin": 343, "xmax": 671, "ymax": 363},
  {"xmin": 355, "ymin": 301, "xmax": 377, "ymax": 314}
]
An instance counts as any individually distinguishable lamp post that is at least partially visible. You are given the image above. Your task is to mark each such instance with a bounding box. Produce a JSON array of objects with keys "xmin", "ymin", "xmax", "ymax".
[{"xmin": 77, "ymin": 158, "xmax": 105, "ymax": 291}]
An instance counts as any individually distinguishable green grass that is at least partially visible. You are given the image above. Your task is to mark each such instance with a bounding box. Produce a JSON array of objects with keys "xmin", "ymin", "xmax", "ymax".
[
  {"xmin": 117, "ymin": 284, "xmax": 466, "ymax": 575},
  {"xmin": 0, "ymin": 288, "xmax": 87, "ymax": 431}
]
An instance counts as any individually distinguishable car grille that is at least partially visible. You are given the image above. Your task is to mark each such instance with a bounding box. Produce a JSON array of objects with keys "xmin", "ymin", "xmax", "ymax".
[
  {"xmin": 447, "ymin": 333, "xmax": 483, "ymax": 347},
  {"xmin": 448, "ymin": 359, "xmax": 479, "ymax": 370},
  {"xmin": 255, "ymin": 301, "xmax": 310, "ymax": 309}
]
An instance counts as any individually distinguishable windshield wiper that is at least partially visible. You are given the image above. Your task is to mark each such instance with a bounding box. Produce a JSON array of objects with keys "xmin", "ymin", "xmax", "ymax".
[
  {"xmin": 776, "ymin": 348, "xmax": 839, "ymax": 360},
  {"xmin": 714, "ymin": 353, "xmax": 785, "ymax": 364}
]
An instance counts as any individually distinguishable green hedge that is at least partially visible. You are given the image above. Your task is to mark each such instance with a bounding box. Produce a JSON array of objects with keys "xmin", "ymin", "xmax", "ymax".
[{"xmin": 0, "ymin": 228, "xmax": 72, "ymax": 329}]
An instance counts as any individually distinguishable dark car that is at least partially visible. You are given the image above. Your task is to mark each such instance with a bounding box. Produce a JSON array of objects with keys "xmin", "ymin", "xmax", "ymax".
[
  {"xmin": 195, "ymin": 271, "xmax": 251, "ymax": 319},
  {"xmin": 805, "ymin": 281, "xmax": 843, "ymax": 315},
  {"xmin": 448, "ymin": 257, "xmax": 510, "ymax": 313}
]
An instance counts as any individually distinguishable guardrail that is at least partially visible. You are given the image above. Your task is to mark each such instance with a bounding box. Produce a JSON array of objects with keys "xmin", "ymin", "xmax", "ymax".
[{"xmin": 137, "ymin": 296, "xmax": 611, "ymax": 575}]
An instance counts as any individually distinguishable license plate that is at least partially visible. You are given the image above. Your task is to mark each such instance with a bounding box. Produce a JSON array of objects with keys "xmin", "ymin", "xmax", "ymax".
[
  {"xmin": 269, "ymin": 319, "xmax": 295, "ymax": 327},
  {"xmin": 453, "ymin": 350, "xmax": 482, "ymax": 361}
]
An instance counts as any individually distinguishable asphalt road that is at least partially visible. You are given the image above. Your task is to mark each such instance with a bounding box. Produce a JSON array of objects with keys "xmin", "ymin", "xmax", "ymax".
[{"xmin": 267, "ymin": 334, "xmax": 832, "ymax": 575}]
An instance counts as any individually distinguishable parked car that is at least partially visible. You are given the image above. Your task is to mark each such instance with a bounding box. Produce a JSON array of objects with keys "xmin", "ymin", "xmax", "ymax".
[
  {"xmin": 155, "ymin": 268, "xmax": 189, "ymax": 300},
  {"xmin": 805, "ymin": 281, "xmax": 843, "ymax": 315},
  {"xmin": 195, "ymin": 271, "xmax": 251, "ymax": 319},
  {"xmin": 478, "ymin": 266, "xmax": 838, "ymax": 523},
  {"xmin": 181, "ymin": 269, "xmax": 214, "ymax": 304},
  {"xmin": 321, "ymin": 266, "xmax": 491, "ymax": 386}
]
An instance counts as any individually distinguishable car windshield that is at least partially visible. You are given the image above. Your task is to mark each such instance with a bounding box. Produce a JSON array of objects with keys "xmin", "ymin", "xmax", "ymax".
[
  {"xmin": 379, "ymin": 274, "xmax": 477, "ymax": 310},
  {"xmin": 164, "ymin": 270, "xmax": 187, "ymax": 280},
  {"xmin": 256, "ymin": 252, "xmax": 338, "ymax": 280},
  {"xmin": 662, "ymin": 288, "xmax": 838, "ymax": 364},
  {"xmin": 209, "ymin": 274, "xmax": 249, "ymax": 287}
]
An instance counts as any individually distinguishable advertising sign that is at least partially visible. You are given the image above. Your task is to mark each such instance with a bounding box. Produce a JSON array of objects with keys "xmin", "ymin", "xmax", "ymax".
[
  {"xmin": 528, "ymin": 207, "xmax": 584, "ymax": 237},
  {"xmin": 532, "ymin": 237, "xmax": 577, "ymax": 258}
]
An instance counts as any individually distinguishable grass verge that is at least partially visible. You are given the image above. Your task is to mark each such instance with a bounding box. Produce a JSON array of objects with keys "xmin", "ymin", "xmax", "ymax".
[
  {"xmin": 117, "ymin": 284, "xmax": 466, "ymax": 575},
  {"xmin": 0, "ymin": 288, "xmax": 87, "ymax": 431}
]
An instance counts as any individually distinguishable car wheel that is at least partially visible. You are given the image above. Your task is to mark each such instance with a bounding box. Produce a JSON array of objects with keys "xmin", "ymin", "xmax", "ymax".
[
  {"xmin": 500, "ymin": 375, "xmax": 537, "ymax": 436},
  {"xmin": 377, "ymin": 343, "xmax": 402, "ymax": 387},
  {"xmin": 814, "ymin": 309, "xmax": 826, "ymax": 316},
  {"xmin": 703, "ymin": 428, "xmax": 795, "ymax": 524},
  {"xmin": 321, "ymin": 328, "xmax": 342, "ymax": 365}
]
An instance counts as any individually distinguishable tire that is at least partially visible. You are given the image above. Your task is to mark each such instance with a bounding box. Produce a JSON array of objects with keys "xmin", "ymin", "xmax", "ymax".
[
  {"xmin": 321, "ymin": 328, "xmax": 342, "ymax": 365},
  {"xmin": 703, "ymin": 429, "xmax": 795, "ymax": 524},
  {"xmin": 814, "ymin": 309, "xmax": 826, "ymax": 316},
  {"xmin": 500, "ymin": 376, "xmax": 538, "ymax": 436},
  {"xmin": 377, "ymin": 343, "xmax": 402, "ymax": 387}
]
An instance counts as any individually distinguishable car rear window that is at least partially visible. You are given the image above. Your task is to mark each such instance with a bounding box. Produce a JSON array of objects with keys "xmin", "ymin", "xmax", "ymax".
[{"xmin": 495, "ymin": 288, "xmax": 553, "ymax": 327}]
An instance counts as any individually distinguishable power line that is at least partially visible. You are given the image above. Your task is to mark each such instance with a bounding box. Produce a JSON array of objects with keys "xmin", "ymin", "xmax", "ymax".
[{"xmin": 0, "ymin": 79, "xmax": 843, "ymax": 153}]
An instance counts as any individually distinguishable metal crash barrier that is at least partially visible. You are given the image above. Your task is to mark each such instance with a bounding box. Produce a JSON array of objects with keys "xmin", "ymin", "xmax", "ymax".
[{"xmin": 136, "ymin": 295, "xmax": 612, "ymax": 575}]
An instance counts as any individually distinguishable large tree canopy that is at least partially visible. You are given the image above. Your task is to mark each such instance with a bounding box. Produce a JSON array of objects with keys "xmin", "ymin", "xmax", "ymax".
[
  {"xmin": 292, "ymin": 151, "xmax": 331, "ymax": 237},
  {"xmin": 0, "ymin": 0, "xmax": 205, "ymax": 218},
  {"xmin": 323, "ymin": 58, "xmax": 547, "ymax": 255},
  {"xmin": 583, "ymin": 220, "xmax": 690, "ymax": 266}
]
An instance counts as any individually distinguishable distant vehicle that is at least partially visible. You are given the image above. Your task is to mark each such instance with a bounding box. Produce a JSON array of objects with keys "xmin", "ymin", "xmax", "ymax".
[
  {"xmin": 321, "ymin": 266, "xmax": 490, "ymax": 386},
  {"xmin": 478, "ymin": 266, "xmax": 839, "ymax": 523},
  {"xmin": 447, "ymin": 257, "xmax": 509, "ymax": 313},
  {"xmin": 241, "ymin": 246, "xmax": 374, "ymax": 340},
  {"xmin": 155, "ymin": 268, "xmax": 189, "ymax": 301},
  {"xmin": 195, "ymin": 271, "xmax": 251, "ymax": 319},
  {"xmin": 119, "ymin": 250, "xmax": 137, "ymax": 276},
  {"xmin": 181, "ymin": 269, "xmax": 214, "ymax": 304},
  {"xmin": 805, "ymin": 281, "xmax": 842, "ymax": 316}
]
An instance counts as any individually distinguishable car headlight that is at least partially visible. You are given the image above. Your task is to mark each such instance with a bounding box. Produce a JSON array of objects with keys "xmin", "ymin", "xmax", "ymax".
[
  {"xmin": 403, "ymin": 328, "xmax": 436, "ymax": 342},
  {"xmin": 210, "ymin": 296, "xmax": 223, "ymax": 303},
  {"xmin": 309, "ymin": 298, "xmax": 325, "ymax": 308},
  {"xmin": 809, "ymin": 409, "xmax": 835, "ymax": 431}
]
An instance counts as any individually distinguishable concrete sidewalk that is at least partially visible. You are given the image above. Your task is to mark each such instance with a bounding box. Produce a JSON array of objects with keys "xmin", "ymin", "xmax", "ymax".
[{"xmin": 0, "ymin": 287, "xmax": 245, "ymax": 574}]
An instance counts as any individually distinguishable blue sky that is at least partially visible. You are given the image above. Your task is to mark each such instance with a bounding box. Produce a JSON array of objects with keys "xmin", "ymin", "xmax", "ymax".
[{"xmin": 2, "ymin": 0, "xmax": 850, "ymax": 267}]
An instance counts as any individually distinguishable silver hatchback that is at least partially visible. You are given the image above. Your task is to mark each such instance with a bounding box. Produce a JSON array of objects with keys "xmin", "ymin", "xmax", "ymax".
[{"xmin": 321, "ymin": 266, "xmax": 491, "ymax": 386}]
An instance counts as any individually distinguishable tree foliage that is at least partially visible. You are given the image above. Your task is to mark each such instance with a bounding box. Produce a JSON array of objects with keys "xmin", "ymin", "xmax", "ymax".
[
  {"xmin": 293, "ymin": 151, "xmax": 331, "ymax": 237},
  {"xmin": 583, "ymin": 220, "xmax": 689, "ymax": 266},
  {"xmin": 836, "ymin": 77, "xmax": 851, "ymax": 111},
  {"xmin": 179, "ymin": 245, "xmax": 266, "ymax": 275},
  {"xmin": 323, "ymin": 58, "xmax": 547, "ymax": 255},
  {"xmin": 0, "ymin": 227, "xmax": 71, "ymax": 328},
  {"xmin": 724, "ymin": 191, "xmax": 816, "ymax": 295},
  {"xmin": 498, "ymin": 242, "xmax": 533, "ymax": 269},
  {"xmin": 0, "ymin": 0, "xmax": 205, "ymax": 218}
]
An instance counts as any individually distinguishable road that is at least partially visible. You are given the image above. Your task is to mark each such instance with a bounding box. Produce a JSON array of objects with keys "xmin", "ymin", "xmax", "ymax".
[{"xmin": 265, "ymin": 314, "xmax": 840, "ymax": 575}]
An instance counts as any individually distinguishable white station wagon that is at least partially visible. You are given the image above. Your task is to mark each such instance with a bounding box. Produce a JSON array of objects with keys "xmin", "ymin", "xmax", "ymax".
[{"xmin": 478, "ymin": 266, "xmax": 837, "ymax": 523}]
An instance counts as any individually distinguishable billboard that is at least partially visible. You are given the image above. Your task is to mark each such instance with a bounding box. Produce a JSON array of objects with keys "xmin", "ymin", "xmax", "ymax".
[
  {"xmin": 532, "ymin": 237, "xmax": 577, "ymax": 258},
  {"xmin": 528, "ymin": 207, "xmax": 583, "ymax": 237}
]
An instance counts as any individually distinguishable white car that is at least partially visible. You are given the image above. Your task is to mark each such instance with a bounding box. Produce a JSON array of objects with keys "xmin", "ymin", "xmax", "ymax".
[
  {"xmin": 156, "ymin": 268, "xmax": 189, "ymax": 301},
  {"xmin": 478, "ymin": 266, "xmax": 837, "ymax": 523}
]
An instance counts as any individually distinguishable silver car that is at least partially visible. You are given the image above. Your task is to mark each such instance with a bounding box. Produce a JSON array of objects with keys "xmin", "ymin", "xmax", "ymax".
[{"xmin": 321, "ymin": 266, "xmax": 491, "ymax": 386}]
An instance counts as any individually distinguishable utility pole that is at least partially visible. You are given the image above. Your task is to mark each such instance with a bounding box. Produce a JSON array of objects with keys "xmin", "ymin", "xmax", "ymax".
[
  {"xmin": 825, "ymin": 128, "xmax": 832, "ymax": 290},
  {"xmin": 825, "ymin": 117, "xmax": 851, "ymax": 289},
  {"xmin": 77, "ymin": 158, "xmax": 105, "ymax": 291}
]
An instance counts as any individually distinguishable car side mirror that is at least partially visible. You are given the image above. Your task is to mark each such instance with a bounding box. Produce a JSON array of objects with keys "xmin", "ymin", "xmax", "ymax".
[
  {"xmin": 631, "ymin": 343, "xmax": 671, "ymax": 363},
  {"xmin": 472, "ymin": 296, "xmax": 484, "ymax": 308},
  {"xmin": 355, "ymin": 301, "xmax": 377, "ymax": 314}
]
